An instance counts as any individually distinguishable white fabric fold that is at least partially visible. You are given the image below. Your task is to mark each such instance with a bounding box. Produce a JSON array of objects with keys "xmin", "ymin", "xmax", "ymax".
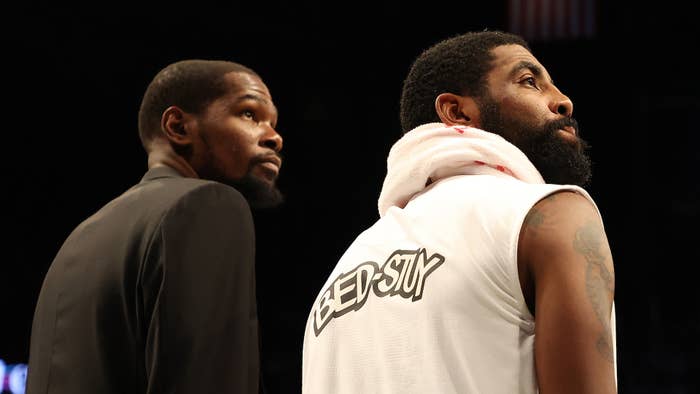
[{"xmin": 377, "ymin": 123, "xmax": 545, "ymax": 217}]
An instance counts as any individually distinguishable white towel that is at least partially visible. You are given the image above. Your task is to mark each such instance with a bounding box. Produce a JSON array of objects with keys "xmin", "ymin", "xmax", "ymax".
[{"xmin": 377, "ymin": 123, "xmax": 545, "ymax": 217}]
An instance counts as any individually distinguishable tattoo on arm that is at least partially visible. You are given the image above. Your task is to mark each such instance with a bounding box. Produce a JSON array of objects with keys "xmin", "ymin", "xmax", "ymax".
[
  {"xmin": 525, "ymin": 193, "xmax": 558, "ymax": 230},
  {"xmin": 574, "ymin": 220, "xmax": 615, "ymax": 363},
  {"xmin": 524, "ymin": 208, "xmax": 544, "ymax": 229}
]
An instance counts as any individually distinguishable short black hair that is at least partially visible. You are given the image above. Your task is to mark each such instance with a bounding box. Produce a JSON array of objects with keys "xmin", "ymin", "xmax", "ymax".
[
  {"xmin": 138, "ymin": 59, "xmax": 258, "ymax": 147},
  {"xmin": 399, "ymin": 30, "xmax": 530, "ymax": 133}
]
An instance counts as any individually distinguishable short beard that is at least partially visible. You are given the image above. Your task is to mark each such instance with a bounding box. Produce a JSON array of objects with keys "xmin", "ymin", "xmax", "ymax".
[
  {"xmin": 478, "ymin": 98, "xmax": 592, "ymax": 187},
  {"xmin": 231, "ymin": 173, "xmax": 284, "ymax": 210}
]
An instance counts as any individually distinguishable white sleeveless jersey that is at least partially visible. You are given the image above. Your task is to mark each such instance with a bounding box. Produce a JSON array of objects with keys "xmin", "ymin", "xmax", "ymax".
[{"xmin": 302, "ymin": 174, "xmax": 617, "ymax": 394}]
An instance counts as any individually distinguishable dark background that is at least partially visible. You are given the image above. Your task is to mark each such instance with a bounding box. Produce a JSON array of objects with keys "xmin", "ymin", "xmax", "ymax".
[{"xmin": 4, "ymin": 1, "xmax": 698, "ymax": 393}]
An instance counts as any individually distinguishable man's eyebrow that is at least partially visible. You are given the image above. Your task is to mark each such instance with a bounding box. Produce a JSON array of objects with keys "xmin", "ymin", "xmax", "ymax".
[
  {"xmin": 235, "ymin": 93, "xmax": 269, "ymax": 105},
  {"xmin": 509, "ymin": 60, "xmax": 553, "ymax": 84},
  {"xmin": 234, "ymin": 93, "xmax": 279, "ymax": 117}
]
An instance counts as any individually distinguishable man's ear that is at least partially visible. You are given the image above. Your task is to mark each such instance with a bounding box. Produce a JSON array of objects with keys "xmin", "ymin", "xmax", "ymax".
[
  {"xmin": 161, "ymin": 106, "xmax": 194, "ymax": 146},
  {"xmin": 435, "ymin": 93, "xmax": 480, "ymax": 127}
]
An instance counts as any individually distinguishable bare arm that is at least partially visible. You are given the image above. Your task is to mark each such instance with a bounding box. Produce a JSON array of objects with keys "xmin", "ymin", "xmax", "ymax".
[{"xmin": 518, "ymin": 191, "xmax": 617, "ymax": 393}]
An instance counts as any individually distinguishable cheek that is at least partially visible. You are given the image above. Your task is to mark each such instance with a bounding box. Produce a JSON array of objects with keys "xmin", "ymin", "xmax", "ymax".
[
  {"xmin": 224, "ymin": 141, "xmax": 254, "ymax": 176},
  {"xmin": 503, "ymin": 96, "xmax": 549, "ymax": 125},
  {"xmin": 227, "ymin": 132, "xmax": 256, "ymax": 158},
  {"xmin": 205, "ymin": 133, "xmax": 251, "ymax": 178},
  {"xmin": 500, "ymin": 94, "xmax": 533, "ymax": 112}
]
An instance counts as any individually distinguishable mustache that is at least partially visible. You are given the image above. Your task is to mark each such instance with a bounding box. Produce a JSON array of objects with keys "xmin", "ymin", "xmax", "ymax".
[
  {"xmin": 545, "ymin": 117, "xmax": 580, "ymax": 135},
  {"xmin": 250, "ymin": 152, "xmax": 284, "ymax": 165}
]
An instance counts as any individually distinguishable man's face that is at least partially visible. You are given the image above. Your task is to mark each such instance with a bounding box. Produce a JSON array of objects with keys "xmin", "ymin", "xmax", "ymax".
[
  {"xmin": 191, "ymin": 71, "xmax": 284, "ymax": 208},
  {"xmin": 476, "ymin": 45, "xmax": 591, "ymax": 186}
]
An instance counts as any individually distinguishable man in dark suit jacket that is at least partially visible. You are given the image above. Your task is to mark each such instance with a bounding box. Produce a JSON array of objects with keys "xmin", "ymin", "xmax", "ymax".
[{"xmin": 26, "ymin": 59, "xmax": 283, "ymax": 394}]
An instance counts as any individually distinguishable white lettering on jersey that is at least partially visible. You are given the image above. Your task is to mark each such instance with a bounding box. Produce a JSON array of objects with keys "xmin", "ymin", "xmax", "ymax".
[{"xmin": 313, "ymin": 248, "xmax": 445, "ymax": 336}]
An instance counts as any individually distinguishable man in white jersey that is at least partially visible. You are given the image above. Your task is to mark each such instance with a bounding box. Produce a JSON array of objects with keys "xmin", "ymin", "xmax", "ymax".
[{"xmin": 302, "ymin": 30, "xmax": 617, "ymax": 393}]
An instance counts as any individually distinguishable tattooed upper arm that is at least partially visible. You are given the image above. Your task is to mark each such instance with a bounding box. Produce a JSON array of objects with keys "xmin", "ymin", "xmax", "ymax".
[
  {"xmin": 519, "ymin": 190, "xmax": 617, "ymax": 393},
  {"xmin": 574, "ymin": 218, "xmax": 616, "ymax": 362}
]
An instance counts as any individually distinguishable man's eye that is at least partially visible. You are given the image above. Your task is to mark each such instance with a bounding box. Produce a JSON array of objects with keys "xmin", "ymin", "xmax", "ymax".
[
  {"xmin": 523, "ymin": 77, "xmax": 538, "ymax": 88},
  {"xmin": 242, "ymin": 110, "xmax": 255, "ymax": 118}
]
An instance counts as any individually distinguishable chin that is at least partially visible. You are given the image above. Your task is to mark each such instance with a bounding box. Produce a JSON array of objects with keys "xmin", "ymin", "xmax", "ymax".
[{"xmin": 230, "ymin": 174, "xmax": 284, "ymax": 209}]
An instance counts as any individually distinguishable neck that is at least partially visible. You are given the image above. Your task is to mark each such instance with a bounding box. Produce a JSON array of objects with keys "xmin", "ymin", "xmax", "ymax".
[{"xmin": 146, "ymin": 140, "xmax": 199, "ymax": 178}]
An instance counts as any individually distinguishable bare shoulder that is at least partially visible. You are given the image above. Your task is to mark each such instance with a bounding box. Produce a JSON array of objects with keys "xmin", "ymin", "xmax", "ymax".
[
  {"xmin": 523, "ymin": 190, "xmax": 600, "ymax": 232},
  {"xmin": 520, "ymin": 189, "xmax": 613, "ymax": 278}
]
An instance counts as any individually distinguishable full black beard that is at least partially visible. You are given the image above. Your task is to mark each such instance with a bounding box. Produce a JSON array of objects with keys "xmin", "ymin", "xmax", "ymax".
[
  {"xmin": 230, "ymin": 173, "xmax": 284, "ymax": 210},
  {"xmin": 520, "ymin": 123, "xmax": 592, "ymax": 187},
  {"xmin": 478, "ymin": 99, "xmax": 592, "ymax": 187}
]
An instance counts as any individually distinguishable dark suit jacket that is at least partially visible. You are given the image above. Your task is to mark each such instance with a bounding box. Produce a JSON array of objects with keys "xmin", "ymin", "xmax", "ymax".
[{"xmin": 27, "ymin": 166, "xmax": 260, "ymax": 393}]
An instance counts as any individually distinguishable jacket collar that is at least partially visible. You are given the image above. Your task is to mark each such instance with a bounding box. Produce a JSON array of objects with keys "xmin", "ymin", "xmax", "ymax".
[{"xmin": 139, "ymin": 165, "xmax": 185, "ymax": 183}]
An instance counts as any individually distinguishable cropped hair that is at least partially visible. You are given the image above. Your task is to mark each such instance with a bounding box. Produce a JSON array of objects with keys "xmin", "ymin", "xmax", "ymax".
[
  {"xmin": 399, "ymin": 30, "xmax": 529, "ymax": 133},
  {"xmin": 138, "ymin": 59, "xmax": 257, "ymax": 147}
]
